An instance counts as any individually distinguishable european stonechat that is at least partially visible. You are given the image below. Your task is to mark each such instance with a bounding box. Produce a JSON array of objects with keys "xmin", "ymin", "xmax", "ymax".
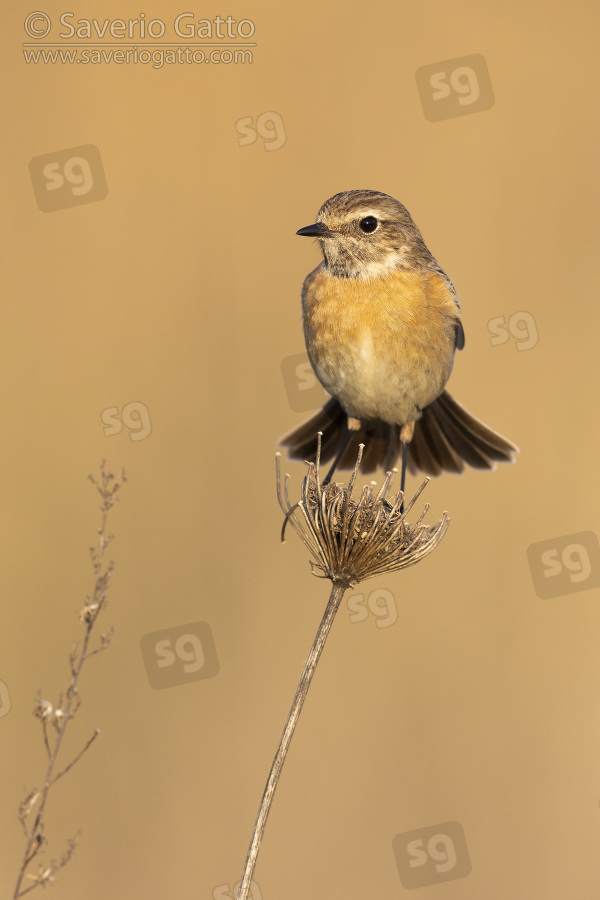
[{"xmin": 280, "ymin": 190, "xmax": 517, "ymax": 487}]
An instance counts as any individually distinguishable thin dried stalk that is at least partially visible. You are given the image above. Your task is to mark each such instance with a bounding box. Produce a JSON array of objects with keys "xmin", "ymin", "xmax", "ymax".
[
  {"xmin": 235, "ymin": 442, "xmax": 449, "ymax": 899},
  {"xmin": 235, "ymin": 580, "xmax": 346, "ymax": 900},
  {"xmin": 13, "ymin": 462, "xmax": 126, "ymax": 898}
]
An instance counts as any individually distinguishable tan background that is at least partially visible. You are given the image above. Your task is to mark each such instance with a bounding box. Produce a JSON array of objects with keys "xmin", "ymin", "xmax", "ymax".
[{"xmin": 2, "ymin": 1, "xmax": 600, "ymax": 897}]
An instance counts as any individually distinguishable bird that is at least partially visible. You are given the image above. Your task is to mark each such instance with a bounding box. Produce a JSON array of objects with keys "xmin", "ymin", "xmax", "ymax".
[{"xmin": 279, "ymin": 190, "xmax": 517, "ymax": 490}]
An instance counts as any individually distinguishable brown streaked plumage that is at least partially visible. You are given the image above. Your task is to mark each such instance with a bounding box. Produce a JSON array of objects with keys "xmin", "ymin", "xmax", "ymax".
[{"xmin": 279, "ymin": 190, "xmax": 518, "ymax": 477}]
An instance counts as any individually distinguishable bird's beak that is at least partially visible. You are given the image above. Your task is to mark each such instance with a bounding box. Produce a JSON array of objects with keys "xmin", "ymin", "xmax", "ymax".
[{"xmin": 296, "ymin": 222, "xmax": 336, "ymax": 238}]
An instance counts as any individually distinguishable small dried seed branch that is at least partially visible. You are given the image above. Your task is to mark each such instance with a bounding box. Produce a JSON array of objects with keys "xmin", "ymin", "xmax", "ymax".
[{"xmin": 13, "ymin": 462, "xmax": 126, "ymax": 898}]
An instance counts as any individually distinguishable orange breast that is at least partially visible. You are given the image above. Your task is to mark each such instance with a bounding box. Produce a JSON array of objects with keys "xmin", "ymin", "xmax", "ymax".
[{"xmin": 301, "ymin": 264, "xmax": 461, "ymax": 424}]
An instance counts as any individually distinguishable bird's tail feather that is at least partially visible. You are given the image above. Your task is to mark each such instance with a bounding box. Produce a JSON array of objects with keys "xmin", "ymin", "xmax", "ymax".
[{"xmin": 278, "ymin": 391, "xmax": 518, "ymax": 476}]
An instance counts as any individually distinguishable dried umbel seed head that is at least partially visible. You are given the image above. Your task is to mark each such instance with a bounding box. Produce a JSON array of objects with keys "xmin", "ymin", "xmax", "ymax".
[{"xmin": 276, "ymin": 435, "xmax": 449, "ymax": 589}]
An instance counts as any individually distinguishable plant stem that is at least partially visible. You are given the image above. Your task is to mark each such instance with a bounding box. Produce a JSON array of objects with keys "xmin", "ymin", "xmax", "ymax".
[
  {"xmin": 13, "ymin": 479, "xmax": 115, "ymax": 898},
  {"xmin": 236, "ymin": 580, "xmax": 347, "ymax": 900}
]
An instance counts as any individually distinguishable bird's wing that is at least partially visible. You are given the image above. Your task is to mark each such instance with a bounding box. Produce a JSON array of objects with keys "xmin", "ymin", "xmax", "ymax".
[{"xmin": 430, "ymin": 261, "xmax": 465, "ymax": 351}]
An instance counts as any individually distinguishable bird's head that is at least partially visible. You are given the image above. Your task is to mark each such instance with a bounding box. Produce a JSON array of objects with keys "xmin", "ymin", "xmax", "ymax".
[{"xmin": 297, "ymin": 190, "xmax": 430, "ymax": 279}]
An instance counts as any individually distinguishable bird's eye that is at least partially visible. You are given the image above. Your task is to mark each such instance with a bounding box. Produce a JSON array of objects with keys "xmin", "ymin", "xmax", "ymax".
[{"xmin": 359, "ymin": 216, "xmax": 378, "ymax": 234}]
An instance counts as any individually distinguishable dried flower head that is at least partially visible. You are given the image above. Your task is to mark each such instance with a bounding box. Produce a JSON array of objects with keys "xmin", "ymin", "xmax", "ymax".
[
  {"xmin": 79, "ymin": 601, "xmax": 100, "ymax": 623},
  {"xmin": 27, "ymin": 866, "xmax": 55, "ymax": 887},
  {"xmin": 33, "ymin": 697, "xmax": 69, "ymax": 731},
  {"xmin": 276, "ymin": 435, "xmax": 449, "ymax": 589},
  {"xmin": 235, "ymin": 438, "xmax": 451, "ymax": 900},
  {"xmin": 19, "ymin": 789, "xmax": 40, "ymax": 823},
  {"xmin": 33, "ymin": 698, "xmax": 54, "ymax": 724}
]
